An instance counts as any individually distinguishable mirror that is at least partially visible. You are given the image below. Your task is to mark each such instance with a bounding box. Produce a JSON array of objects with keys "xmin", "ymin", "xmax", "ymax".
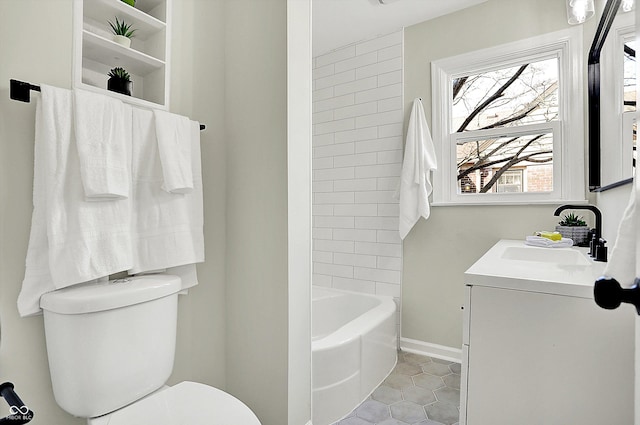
[{"xmin": 589, "ymin": 0, "xmax": 636, "ymax": 191}]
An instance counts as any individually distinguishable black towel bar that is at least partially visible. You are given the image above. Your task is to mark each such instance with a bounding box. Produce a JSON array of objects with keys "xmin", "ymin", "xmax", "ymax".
[{"xmin": 9, "ymin": 79, "xmax": 206, "ymax": 131}]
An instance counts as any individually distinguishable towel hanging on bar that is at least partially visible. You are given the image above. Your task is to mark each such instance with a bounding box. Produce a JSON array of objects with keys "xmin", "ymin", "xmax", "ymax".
[{"xmin": 9, "ymin": 79, "xmax": 206, "ymax": 131}]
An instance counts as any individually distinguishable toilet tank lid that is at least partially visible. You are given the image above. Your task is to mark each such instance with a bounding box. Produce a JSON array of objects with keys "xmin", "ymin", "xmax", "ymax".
[{"xmin": 40, "ymin": 275, "xmax": 182, "ymax": 315}]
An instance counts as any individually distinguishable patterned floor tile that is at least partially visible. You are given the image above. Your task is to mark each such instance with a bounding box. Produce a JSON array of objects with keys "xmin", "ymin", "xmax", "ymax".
[
  {"xmin": 332, "ymin": 351, "xmax": 461, "ymax": 425},
  {"xmin": 434, "ymin": 387, "xmax": 460, "ymax": 406},
  {"xmin": 425, "ymin": 402, "xmax": 459, "ymax": 425},
  {"xmin": 413, "ymin": 373, "xmax": 445, "ymax": 391},
  {"xmin": 355, "ymin": 400, "xmax": 391, "ymax": 423},
  {"xmin": 442, "ymin": 374, "xmax": 461, "ymax": 390},
  {"xmin": 421, "ymin": 362, "xmax": 453, "ymax": 377},
  {"xmin": 372, "ymin": 385, "xmax": 403, "ymax": 405},
  {"xmin": 390, "ymin": 400, "xmax": 427, "ymax": 423},
  {"xmin": 402, "ymin": 386, "xmax": 437, "ymax": 405}
]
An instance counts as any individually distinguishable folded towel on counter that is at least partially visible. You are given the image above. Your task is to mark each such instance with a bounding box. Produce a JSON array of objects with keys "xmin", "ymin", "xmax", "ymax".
[
  {"xmin": 129, "ymin": 108, "xmax": 204, "ymax": 286},
  {"xmin": 73, "ymin": 89, "xmax": 131, "ymax": 200},
  {"xmin": 153, "ymin": 109, "xmax": 194, "ymax": 194},
  {"xmin": 398, "ymin": 98, "xmax": 437, "ymax": 240},
  {"xmin": 525, "ymin": 235, "xmax": 574, "ymax": 248},
  {"xmin": 18, "ymin": 85, "xmax": 133, "ymax": 317},
  {"xmin": 604, "ymin": 177, "xmax": 638, "ymax": 287}
]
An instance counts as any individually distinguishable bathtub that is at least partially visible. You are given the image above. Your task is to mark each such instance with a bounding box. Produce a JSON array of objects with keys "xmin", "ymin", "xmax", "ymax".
[{"xmin": 312, "ymin": 286, "xmax": 397, "ymax": 425}]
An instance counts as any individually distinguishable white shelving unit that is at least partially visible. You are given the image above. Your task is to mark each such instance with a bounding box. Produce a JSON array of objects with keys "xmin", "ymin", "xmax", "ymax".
[{"xmin": 73, "ymin": 0, "xmax": 171, "ymax": 109}]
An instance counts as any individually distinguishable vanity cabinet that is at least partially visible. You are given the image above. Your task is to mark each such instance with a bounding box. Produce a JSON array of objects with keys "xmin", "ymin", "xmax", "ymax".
[
  {"xmin": 72, "ymin": 0, "xmax": 171, "ymax": 109},
  {"xmin": 461, "ymin": 240, "xmax": 634, "ymax": 425}
]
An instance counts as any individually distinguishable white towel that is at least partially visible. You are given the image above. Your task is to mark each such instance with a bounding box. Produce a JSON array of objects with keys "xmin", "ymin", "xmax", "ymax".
[
  {"xmin": 129, "ymin": 108, "xmax": 204, "ymax": 287},
  {"xmin": 525, "ymin": 236, "xmax": 574, "ymax": 248},
  {"xmin": 73, "ymin": 89, "xmax": 131, "ymax": 200},
  {"xmin": 398, "ymin": 98, "xmax": 438, "ymax": 239},
  {"xmin": 153, "ymin": 109, "xmax": 194, "ymax": 194},
  {"xmin": 18, "ymin": 85, "xmax": 133, "ymax": 317},
  {"xmin": 604, "ymin": 176, "xmax": 639, "ymax": 288}
]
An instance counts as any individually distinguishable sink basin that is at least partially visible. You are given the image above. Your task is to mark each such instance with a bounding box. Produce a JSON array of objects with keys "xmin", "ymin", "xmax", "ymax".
[
  {"xmin": 465, "ymin": 240, "xmax": 605, "ymax": 298},
  {"xmin": 501, "ymin": 246, "xmax": 591, "ymax": 266}
]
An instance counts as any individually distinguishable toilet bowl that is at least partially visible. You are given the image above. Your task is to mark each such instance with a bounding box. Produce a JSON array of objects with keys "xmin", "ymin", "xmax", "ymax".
[
  {"xmin": 40, "ymin": 275, "xmax": 261, "ymax": 424},
  {"xmin": 87, "ymin": 382, "xmax": 260, "ymax": 425}
]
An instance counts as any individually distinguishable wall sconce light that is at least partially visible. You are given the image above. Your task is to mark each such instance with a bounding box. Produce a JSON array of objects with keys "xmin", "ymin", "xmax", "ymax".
[
  {"xmin": 621, "ymin": 0, "xmax": 635, "ymax": 12},
  {"xmin": 566, "ymin": 0, "xmax": 595, "ymax": 24}
]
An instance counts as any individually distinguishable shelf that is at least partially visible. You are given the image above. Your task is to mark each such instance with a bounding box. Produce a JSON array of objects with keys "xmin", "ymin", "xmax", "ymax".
[
  {"xmin": 84, "ymin": 0, "xmax": 165, "ymax": 40},
  {"xmin": 82, "ymin": 30, "xmax": 164, "ymax": 76},
  {"xmin": 73, "ymin": 0, "xmax": 170, "ymax": 109},
  {"xmin": 130, "ymin": 0, "xmax": 166, "ymax": 20},
  {"xmin": 76, "ymin": 81, "xmax": 166, "ymax": 110}
]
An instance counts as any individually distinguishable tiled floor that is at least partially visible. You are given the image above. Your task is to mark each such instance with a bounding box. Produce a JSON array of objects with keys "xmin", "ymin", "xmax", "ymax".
[{"xmin": 332, "ymin": 351, "xmax": 461, "ymax": 425}]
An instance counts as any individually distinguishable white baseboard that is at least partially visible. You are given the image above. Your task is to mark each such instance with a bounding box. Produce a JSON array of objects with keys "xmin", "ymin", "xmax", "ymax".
[{"xmin": 400, "ymin": 337, "xmax": 462, "ymax": 363}]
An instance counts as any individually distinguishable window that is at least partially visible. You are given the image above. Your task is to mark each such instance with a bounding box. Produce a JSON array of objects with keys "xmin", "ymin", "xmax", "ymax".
[
  {"xmin": 496, "ymin": 169, "xmax": 524, "ymax": 193},
  {"xmin": 431, "ymin": 28, "xmax": 585, "ymax": 204}
]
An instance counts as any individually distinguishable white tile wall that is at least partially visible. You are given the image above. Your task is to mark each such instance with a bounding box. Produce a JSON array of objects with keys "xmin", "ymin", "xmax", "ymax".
[{"xmin": 312, "ymin": 31, "xmax": 404, "ymax": 330}]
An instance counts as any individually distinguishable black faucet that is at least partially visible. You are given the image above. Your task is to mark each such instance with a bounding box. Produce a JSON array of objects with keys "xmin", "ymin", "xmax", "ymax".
[{"xmin": 553, "ymin": 204, "xmax": 607, "ymax": 262}]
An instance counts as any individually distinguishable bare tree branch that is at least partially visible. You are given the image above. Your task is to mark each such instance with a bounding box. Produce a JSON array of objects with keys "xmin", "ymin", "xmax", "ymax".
[
  {"xmin": 479, "ymin": 149, "xmax": 552, "ymax": 193},
  {"xmin": 452, "ymin": 76, "xmax": 468, "ymax": 100},
  {"xmin": 456, "ymin": 64, "xmax": 529, "ymax": 133}
]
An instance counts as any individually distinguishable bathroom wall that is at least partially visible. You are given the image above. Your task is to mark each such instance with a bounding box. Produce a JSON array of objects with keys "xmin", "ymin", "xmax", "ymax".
[
  {"xmin": 0, "ymin": 1, "xmax": 228, "ymax": 422},
  {"xmin": 0, "ymin": 2, "xmax": 311, "ymax": 425},
  {"xmin": 0, "ymin": 2, "xmax": 80, "ymax": 422},
  {"xmin": 312, "ymin": 31, "xmax": 404, "ymax": 316},
  {"xmin": 401, "ymin": 0, "xmax": 598, "ymax": 352},
  {"xmin": 224, "ymin": 1, "xmax": 312, "ymax": 425},
  {"xmin": 167, "ymin": 0, "xmax": 228, "ymax": 389}
]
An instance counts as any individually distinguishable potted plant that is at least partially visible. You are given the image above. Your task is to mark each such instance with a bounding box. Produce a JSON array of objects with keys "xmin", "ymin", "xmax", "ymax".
[
  {"xmin": 108, "ymin": 17, "xmax": 136, "ymax": 48},
  {"xmin": 107, "ymin": 67, "xmax": 132, "ymax": 96},
  {"xmin": 121, "ymin": 0, "xmax": 136, "ymax": 7},
  {"xmin": 555, "ymin": 212, "xmax": 590, "ymax": 246}
]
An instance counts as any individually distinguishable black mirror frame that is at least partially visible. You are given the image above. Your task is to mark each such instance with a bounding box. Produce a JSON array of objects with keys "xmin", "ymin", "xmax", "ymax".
[{"xmin": 589, "ymin": 0, "xmax": 634, "ymax": 192}]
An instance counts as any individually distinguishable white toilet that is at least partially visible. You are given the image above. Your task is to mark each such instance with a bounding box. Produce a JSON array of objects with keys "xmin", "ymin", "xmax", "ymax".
[{"xmin": 39, "ymin": 274, "xmax": 261, "ymax": 425}]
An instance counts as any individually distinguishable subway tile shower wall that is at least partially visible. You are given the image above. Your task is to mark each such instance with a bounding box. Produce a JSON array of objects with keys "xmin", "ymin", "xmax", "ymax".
[{"xmin": 312, "ymin": 31, "xmax": 404, "ymax": 341}]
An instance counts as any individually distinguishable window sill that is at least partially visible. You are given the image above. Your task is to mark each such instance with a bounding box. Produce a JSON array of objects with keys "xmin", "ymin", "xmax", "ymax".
[{"xmin": 431, "ymin": 199, "xmax": 588, "ymax": 207}]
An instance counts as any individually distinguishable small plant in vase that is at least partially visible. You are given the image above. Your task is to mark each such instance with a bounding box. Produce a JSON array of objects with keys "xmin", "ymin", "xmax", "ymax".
[
  {"xmin": 107, "ymin": 67, "xmax": 132, "ymax": 96},
  {"xmin": 555, "ymin": 212, "xmax": 589, "ymax": 246},
  {"xmin": 108, "ymin": 17, "xmax": 136, "ymax": 48}
]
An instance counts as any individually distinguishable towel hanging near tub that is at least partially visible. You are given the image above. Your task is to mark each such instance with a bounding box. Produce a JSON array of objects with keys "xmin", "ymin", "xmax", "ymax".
[
  {"xmin": 73, "ymin": 89, "xmax": 131, "ymax": 200},
  {"xmin": 397, "ymin": 98, "xmax": 437, "ymax": 240},
  {"xmin": 153, "ymin": 109, "xmax": 194, "ymax": 194},
  {"xmin": 18, "ymin": 85, "xmax": 133, "ymax": 317},
  {"xmin": 128, "ymin": 107, "xmax": 204, "ymax": 285}
]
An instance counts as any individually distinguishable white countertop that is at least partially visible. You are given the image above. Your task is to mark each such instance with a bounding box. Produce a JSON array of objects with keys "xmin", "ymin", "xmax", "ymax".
[{"xmin": 464, "ymin": 239, "xmax": 607, "ymax": 299}]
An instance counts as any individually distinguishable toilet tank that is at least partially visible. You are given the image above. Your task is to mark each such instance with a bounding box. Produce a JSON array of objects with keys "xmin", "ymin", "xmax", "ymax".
[{"xmin": 40, "ymin": 275, "xmax": 182, "ymax": 419}]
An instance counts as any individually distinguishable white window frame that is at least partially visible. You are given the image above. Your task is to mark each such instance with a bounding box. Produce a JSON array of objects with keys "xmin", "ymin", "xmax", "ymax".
[
  {"xmin": 431, "ymin": 28, "xmax": 585, "ymax": 205},
  {"xmin": 599, "ymin": 12, "xmax": 635, "ymax": 185}
]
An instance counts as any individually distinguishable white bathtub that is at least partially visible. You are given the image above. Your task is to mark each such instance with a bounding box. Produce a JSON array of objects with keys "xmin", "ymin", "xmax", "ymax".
[{"xmin": 312, "ymin": 286, "xmax": 397, "ymax": 425}]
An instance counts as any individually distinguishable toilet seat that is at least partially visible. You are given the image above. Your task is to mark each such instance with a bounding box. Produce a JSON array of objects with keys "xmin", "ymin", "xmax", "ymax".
[{"xmin": 89, "ymin": 381, "xmax": 261, "ymax": 425}]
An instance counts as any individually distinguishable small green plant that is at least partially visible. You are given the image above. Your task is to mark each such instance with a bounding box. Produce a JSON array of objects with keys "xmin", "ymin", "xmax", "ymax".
[
  {"xmin": 108, "ymin": 67, "xmax": 131, "ymax": 82},
  {"xmin": 121, "ymin": 0, "xmax": 136, "ymax": 7},
  {"xmin": 558, "ymin": 212, "xmax": 587, "ymax": 227},
  {"xmin": 108, "ymin": 17, "xmax": 136, "ymax": 38}
]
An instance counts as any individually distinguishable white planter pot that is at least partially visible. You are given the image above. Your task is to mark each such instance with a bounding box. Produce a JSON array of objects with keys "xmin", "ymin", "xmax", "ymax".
[
  {"xmin": 112, "ymin": 35, "xmax": 131, "ymax": 48},
  {"xmin": 555, "ymin": 225, "xmax": 590, "ymax": 246}
]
